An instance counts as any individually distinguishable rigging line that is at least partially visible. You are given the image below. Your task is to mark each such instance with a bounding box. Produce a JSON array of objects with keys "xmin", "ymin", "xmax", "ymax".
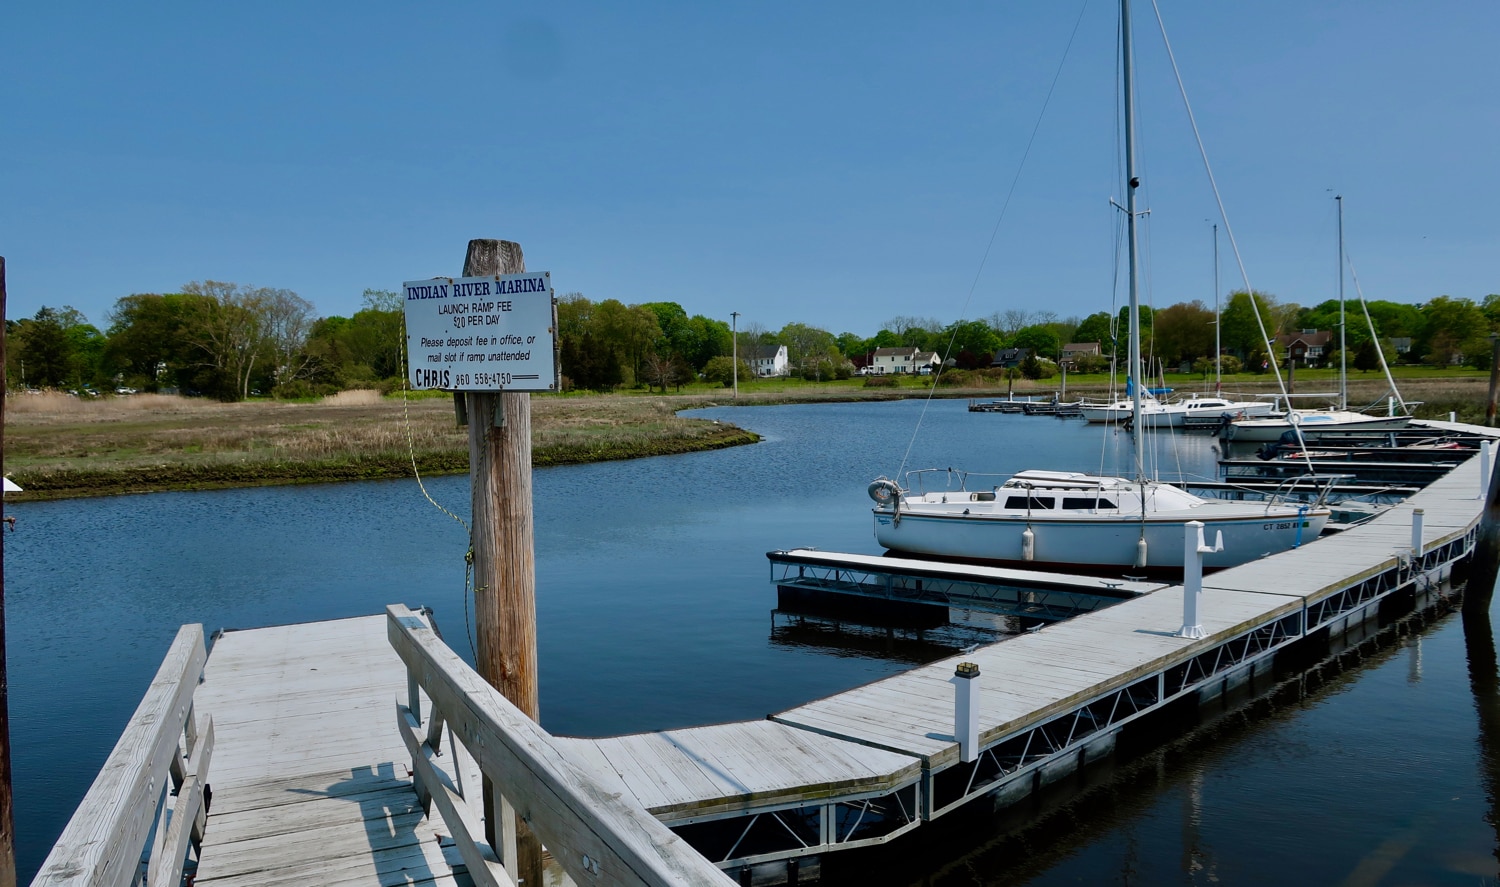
[
  {"xmin": 1344, "ymin": 248, "xmax": 1410, "ymax": 414},
  {"xmin": 894, "ymin": 0, "xmax": 1092, "ymax": 482},
  {"xmin": 1147, "ymin": 0, "xmax": 1310, "ymax": 460}
]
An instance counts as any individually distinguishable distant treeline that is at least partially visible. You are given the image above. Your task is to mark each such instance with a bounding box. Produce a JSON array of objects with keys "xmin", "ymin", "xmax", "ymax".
[{"xmin": 7, "ymin": 284, "xmax": 1498, "ymax": 399}]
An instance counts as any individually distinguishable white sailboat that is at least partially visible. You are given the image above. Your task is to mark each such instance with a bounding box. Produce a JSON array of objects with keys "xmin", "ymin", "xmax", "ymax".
[
  {"xmin": 869, "ymin": 0, "xmax": 1329, "ymax": 573},
  {"xmin": 1080, "ymin": 390, "xmax": 1277, "ymax": 427}
]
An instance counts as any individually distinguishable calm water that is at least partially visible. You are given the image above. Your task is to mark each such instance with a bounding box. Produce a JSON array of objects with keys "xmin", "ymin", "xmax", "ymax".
[{"xmin": 7, "ymin": 399, "xmax": 1498, "ymax": 884}]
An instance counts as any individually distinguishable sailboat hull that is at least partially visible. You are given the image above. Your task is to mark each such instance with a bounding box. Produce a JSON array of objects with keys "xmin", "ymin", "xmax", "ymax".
[
  {"xmin": 1223, "ymin": 413, "xmax": 1412, "ymax": 443},
  {"xmin": 873, "ymin": 505, "xmax": 1327, "ymax": 572},
  {"xmin": 1081, "ymin": 398, "xmax": 1276, "ymax": 427}
]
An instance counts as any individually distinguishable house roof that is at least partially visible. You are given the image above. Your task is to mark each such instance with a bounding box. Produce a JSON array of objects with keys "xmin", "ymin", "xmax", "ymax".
[
  {"xmin": 1062, "ymin": 342, "xmax": 1101, "ymax": 355},
  {"xmin": 989, "ymin": 347, "xmax": 1031, "ymax": 365},
  {"xmin": 750, "ymin": 344, "xmax": 785, "ymax": 360},
  {"xmin": 1275, "ymin": 331, "xmax": 1333, "ymax": 348},
  {"xmin": 872, "ymin": 346, "xmax": 920, "ymax": 357}
]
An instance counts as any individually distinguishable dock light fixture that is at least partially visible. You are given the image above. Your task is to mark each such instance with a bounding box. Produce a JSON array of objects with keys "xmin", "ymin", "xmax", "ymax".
[{"xmin": 952, "ymin": 662, "xmax": 981, "ymax": 763}]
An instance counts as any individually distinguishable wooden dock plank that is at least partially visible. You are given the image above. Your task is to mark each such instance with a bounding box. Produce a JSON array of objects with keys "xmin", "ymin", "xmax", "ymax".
[{"xmin": 193, "ymin": 614, "xmax": 471, "ymax": 887}]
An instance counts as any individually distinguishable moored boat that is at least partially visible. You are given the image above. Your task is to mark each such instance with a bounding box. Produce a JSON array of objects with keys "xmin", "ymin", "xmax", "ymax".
[
  {"xmin": 1082, "ymin": 392, "xmax": 1277, "ymax": 427},
  {"xmin": 867, "ymin": 0, "xmax": 1330, "ymax": 576},
  {"xmin": 870, "ymin": 469, "xmax": 1329, "ymax": 572}
]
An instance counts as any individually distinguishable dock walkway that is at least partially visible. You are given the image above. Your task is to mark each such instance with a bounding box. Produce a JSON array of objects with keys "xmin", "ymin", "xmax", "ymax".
[
  {"xmin": 191, "ymin": 614, "xmax": 471, "ymax": 887},
  {"xmin": 562, "ymin": 424, "xmax": 1494, "ymax": 870}
]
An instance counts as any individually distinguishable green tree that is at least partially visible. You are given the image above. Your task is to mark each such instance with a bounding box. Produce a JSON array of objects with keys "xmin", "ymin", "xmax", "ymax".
[
  {"xmin": 1011, "ymin": 325, "xmax": 1060, "ymax": 361},
  {"xmin": 940, "ymin": 319, "xmax": 1002, "ymax": 367},
  {"xmin": 686, "ymin": 314, "xmax": 732, "ymax": 369},
  {"xmin": 105, "ymin": 293, "xmax": 206, "ymax": 391},
  {"xmin": 1218, "ymin": 290, "xmax": 1282, "ymax": 358},
  {"xmin": 14, "ymin": 306, "xmax": 102, "ymax": 388},
  {"xmin": 595, "ymin": 300, "xmax": 661, "ymax": 386},
  {"xmin": 778, "ymin": 322, "xmax": 840, "ymax": 378},
  {"xmin": 1352, "ymin": 338, "xmax": 1380, "ymax": 373},
  {"xmin": 702, "ymin": 355, "xmax": 752, "ymax": 388},
  {"xmin": 1073, "ymin": 312, "xmax": 1115, "ymax": 355},
  {"xmin": 1418, "ymin": 295, "xmax": 1488, "ymax": 367},
  {"xmin": 835, "ymin": 332, "xmax": 869, "ymax": 363},
  {"xmin": 181, "ymin": 280, "xmax": 312, "ymax": 399},
  {"xmin": 1150, "ymin": 301, "xmax": 1214, "ymax": 365}
]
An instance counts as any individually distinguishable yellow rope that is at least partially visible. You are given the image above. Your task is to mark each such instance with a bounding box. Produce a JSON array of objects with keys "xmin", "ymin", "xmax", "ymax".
[{"xmin": 399, "ymin": 317, "xmax": 478, "ymax": 659}]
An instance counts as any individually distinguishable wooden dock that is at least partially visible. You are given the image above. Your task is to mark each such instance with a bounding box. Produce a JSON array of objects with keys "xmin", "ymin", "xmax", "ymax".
[
  {"xmin": 32, "ymin": 419, "xmax": 1499, "ymax": 886},
  {"xmin": 189, "ymin": 615, "xmax": 470, "ymax": 887}
]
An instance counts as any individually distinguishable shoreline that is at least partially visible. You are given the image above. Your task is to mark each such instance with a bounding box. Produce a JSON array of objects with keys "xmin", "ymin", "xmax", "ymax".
[{"xmin": 4, "ymin": 377, "xmax": 1489, "ymax": 500}]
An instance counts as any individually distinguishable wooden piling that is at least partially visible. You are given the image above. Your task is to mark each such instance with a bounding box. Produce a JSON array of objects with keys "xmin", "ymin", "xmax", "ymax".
[
  {"xmin": 460, "ymin": 239, "xmax": 542, "ymax": 884},
  {"xmin": 0, "ymin": 256, "xmax": 14, "ymax": 887}
]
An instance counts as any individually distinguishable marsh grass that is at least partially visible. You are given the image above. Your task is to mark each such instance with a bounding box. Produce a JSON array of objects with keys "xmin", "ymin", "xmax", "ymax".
[
  {"xmin": 3, "ymin": 391, "xmax": 757, "ymax": 498},
  {"xmin": 6, "ymin": 373, "xmax": 1494, "ymax": 498}
]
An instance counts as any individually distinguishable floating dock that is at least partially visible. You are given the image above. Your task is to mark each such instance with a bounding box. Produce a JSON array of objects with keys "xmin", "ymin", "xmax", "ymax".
[{"xmin": 767, "ymin": 548, "xmax": 1162, "ymax": 623}]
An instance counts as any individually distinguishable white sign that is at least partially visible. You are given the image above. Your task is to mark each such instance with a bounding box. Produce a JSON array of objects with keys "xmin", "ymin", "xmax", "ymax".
[{"xmin": 403, "ymin": 272, "xmax": 558, "ymax": 391}]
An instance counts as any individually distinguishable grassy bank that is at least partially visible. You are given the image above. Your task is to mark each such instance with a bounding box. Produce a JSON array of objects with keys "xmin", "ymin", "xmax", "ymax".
[
  {"xmin": 5, "ymin": 370, "xmax": 1494, "ymax": 499},
  {"xmin": 3, "ymin": 391, "xmax": 758, "ymax": 500}
]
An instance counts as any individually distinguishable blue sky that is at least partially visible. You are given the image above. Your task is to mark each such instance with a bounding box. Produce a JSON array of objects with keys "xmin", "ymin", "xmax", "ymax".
[{"xmin": 3, "ymin": 1, "xmax": 1496, "ymax": 338}]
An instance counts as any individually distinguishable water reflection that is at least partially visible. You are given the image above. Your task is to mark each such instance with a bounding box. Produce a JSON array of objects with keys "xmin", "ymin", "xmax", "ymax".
[{"xmin": 1462, "ymin": 595, "xmax": 1500, "ymax": 875}]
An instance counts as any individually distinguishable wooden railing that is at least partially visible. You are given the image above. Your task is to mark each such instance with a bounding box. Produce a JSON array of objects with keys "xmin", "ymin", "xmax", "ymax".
[
  {"xmin": 386, "ymin": 604, "xmax": 735, "ymax": 887},
  {"xmin": 31, "ymin": 624, "xmax": 214, "ymax": 887}
]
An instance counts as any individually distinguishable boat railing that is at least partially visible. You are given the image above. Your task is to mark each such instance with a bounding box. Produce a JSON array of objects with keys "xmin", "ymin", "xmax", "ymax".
[
  {"xmin": 901, "ymin": 467, "xmax": 1011, "ymax": 495},
  {"xmin": 31, "ymin": 625, "xmax": 213, "ymax": 887},
  {"xmin": 386, "ymin": 605, "xmax": 735, "ymax": 887},
  {"xmin": 1261, "ymin": 473, "xmax": 1352, "ymax": 510}
]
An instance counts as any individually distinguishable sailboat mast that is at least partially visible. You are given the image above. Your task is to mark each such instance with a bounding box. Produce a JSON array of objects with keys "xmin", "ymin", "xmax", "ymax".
[
  {"xmin": 1337, "ymin": 194, "xmax": 1346, "ymax": 410},
  {"xmin": 1121, "ymin": 0, "xmax": 1145, "ymax": 475},
  {"xmin": 1213, "ymin": 222, "xmax": 1220, "ymax": 394}
]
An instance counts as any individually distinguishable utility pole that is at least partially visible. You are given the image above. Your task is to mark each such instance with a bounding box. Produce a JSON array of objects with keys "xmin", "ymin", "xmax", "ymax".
[
  {"xmin": 0, "ymin": 256, "xmax": 14, "ymax": 887},
  {"xmin": 730, "ymin": 311, "xmax": 739, "ymax": 399},
  {"xmin": 1486, "ymin": 333, "xmax": 1500, "ymax": 427},
  {"xmin": 460, "ymin": 239, "xmax": 541, "ymax": 885}
]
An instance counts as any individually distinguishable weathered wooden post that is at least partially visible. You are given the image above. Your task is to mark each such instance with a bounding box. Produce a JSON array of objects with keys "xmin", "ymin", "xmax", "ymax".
[
  {"xmin": 0, "ymin": 257, "xmax": 13, "ymax": 887},
  {"xmin": 461, "ymin": 239, "xmax": 540, "ymax": 720},
  {"xmin": 459, "ymin": 240, "xmax": 542, "ymax": 884},
  {"xmin": 404, "ymin": 241, "xmax": 555, "ymax": 885}
]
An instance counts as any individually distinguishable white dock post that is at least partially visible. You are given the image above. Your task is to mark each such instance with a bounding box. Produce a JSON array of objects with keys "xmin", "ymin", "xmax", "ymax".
[
  {"xmin": 1178, "ymin": 521, "xmax": 1222, "ymax": 640},
  {"xmin": 1450, "ymin": 411, "xmax": 1458, "ymax": 422},
  {"xmin": 1480, "ymin": 441, "xmax": 1493, "ymax": 500},
  {"xmin": 951, "ymin": 662, "xmax": 980, "ymax": 763},
  {"xmin": 1411, "ymin": 507, "xmax": 1425, "ymax": 557},
  {"xmin": 1389, "ymin": 396, "xmax": 1395, "ymax": 416}
]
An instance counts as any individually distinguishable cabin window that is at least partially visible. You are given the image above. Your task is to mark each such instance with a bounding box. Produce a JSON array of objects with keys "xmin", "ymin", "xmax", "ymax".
[
  {"xmin": 1062, "ymin": 497, "xmax": 1116, "ymax": 509},
  {"xmin": 1005, "ymin": 495, "xmax": 1053, "ymax": 509}
]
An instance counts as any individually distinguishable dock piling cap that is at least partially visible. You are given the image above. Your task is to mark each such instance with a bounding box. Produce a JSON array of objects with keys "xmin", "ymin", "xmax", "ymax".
[{"xmin": 955, "ymin": 661, "xmax": 980, "ymax": 679}]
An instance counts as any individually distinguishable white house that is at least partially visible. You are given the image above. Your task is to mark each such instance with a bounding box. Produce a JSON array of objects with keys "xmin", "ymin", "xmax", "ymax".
[
  {"xmin": 870, "ymin": 346, "xmax": 923, "ymax": 374},
  {"xmin": 749, "ymin": 344, "xmax": 789, "ymax": 377}
]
